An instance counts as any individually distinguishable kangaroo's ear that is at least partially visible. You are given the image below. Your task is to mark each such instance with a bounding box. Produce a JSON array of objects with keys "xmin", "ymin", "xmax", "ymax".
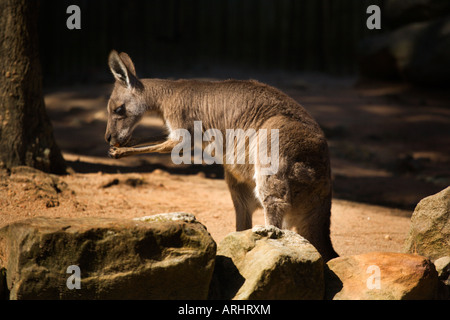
[
  {"xmin": 118, "ymin": 52, "xmax": 137, "ymax": 77},
  {"xmin": 108, "ymin": 50, "xmax": 142, "ymax": 89}
]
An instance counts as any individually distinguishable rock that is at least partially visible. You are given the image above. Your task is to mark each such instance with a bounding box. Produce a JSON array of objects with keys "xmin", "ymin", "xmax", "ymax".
[
  {"xmin": 434, "ymin": 256, "xmax": 450, "ymax": 299},
  {"xmin": 325, "ymin": 252, "xmax": 439, "ymax": 300},
  {"xmin": 434, "ymin": 256, "xmax": 450, "ymax": 282},
  {"xmin": 385, "ymin": 0, "xmax": 450, "ymax": 28},
  {"xmin": 358, "ymin": 16, "xmax": 450, "ymax": 87},
  {"xmin": 404, "ymin": 187, "xmax": 450, "ymax": 260},
  {"xmin": 134, "ymin": 212, "xmax": 197, "ymax": 223},
  {"xmin": 209, "ymin": 225, "xmax": 324, "ymax": 300},
  {"xmin": 0, "ymin": 213, "xmax": 216, "ymax": 300}
]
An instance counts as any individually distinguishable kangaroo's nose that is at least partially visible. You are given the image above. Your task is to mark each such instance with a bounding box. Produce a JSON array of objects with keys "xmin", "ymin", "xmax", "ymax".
[{"xmin": 105, "ymin": 133, "xmax": 112, "ymax": 144}]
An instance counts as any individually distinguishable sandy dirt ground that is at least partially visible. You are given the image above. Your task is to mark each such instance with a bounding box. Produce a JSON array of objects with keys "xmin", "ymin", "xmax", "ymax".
[{"xmin": 1, "ymin": 73, "xmax": 449, "ymax": 257}]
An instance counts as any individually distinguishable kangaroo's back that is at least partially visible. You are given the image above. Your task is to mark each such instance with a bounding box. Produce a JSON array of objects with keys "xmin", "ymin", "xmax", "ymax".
[{"xmin": 160, "ymin": 79, "xmax": 320, "ymax": 133}]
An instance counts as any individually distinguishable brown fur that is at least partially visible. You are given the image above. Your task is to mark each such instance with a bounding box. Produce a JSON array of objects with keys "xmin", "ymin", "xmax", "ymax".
[{"xmin": 105, "ymin": 50, "xmax": 338, "ymax": 261}]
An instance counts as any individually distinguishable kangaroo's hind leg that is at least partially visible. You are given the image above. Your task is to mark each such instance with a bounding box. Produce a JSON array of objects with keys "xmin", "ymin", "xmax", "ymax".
[
  {"xmin": 255, "ymin": 159, "xmax": 338, "ymax": 261},
  {"xmin": 254, "ymin": 168, "xmax": 292, "ymax": 229},
  {"xmin": 225, "ymin": 170, "xmax": 261, "ymax": 231},
  {"xmin": 283, "ymin": 189, "xmax": 338, "ymax": 262},
  {"xmin": 281, "ymin": 160, "xmax": 338, "ymax": 262}
]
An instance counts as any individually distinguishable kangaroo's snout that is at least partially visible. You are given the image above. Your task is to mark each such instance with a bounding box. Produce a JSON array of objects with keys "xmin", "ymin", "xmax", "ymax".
[{"xmin": 105, "ymin": 133, "xmax": 121, "ymax": 147}]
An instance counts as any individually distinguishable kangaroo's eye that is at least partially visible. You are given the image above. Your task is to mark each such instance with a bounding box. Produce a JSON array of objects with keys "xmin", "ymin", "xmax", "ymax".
[{"xmin": 114, "ymin": 104, "xmax": 126, "ymax": 116}]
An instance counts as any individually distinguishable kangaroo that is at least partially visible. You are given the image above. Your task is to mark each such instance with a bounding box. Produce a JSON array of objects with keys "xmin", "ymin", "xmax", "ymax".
[{"xmin": 105, "ymin": 50, "xmax": 338, "ymax": 261}]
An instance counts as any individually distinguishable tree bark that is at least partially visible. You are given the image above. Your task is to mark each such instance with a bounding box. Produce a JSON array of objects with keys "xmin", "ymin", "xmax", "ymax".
[{"xmin": 0, "ymin": 0, "xmax": 66, "ymax": 174}]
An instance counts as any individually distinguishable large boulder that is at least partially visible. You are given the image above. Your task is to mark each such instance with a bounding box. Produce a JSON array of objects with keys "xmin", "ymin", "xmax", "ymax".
[
  {"xmin": 434, "ymin": 256, "xmax": 450, "ymax": 284},
  {"xmin": 325, "ymin": 252, "xmax": 439, "ymax": 300},
  {"xmin": 209, "ymin": 225, "xmax": 324, "ymax": 300},
  {"xmin": 358, "ymin": 15, "xmax": 450, "ymax": 87},
  {"xmin": 404, "ymin": 186, "xmax": 450, "ymax": 260},
  {"xmin": 385, "ymin": 0, "xmax": 450, "ymax": 28},
  {"xmin": 0, "ymin": 213, "xmax": 216, "ymax": 300},
  {"xmin": 434, "ymin": 256, "xmax": 450, "ymax": 299}
]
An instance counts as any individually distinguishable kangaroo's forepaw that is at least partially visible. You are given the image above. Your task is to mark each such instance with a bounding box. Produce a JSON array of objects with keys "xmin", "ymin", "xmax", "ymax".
[{"xmin": 108, "ymin": 147, "xmax": 125, "ymax": 159}]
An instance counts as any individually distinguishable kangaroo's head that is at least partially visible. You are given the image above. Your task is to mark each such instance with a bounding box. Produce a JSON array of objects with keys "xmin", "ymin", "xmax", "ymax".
[{"xmin": 105, "ymin": 50, "xmax": 146, "ymax": 147}]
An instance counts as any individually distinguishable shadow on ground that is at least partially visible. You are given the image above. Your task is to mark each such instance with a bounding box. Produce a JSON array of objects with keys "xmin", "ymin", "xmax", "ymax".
[{"xmin": 44, "ymin": 75, "xmax": 450, "ymax": 212}]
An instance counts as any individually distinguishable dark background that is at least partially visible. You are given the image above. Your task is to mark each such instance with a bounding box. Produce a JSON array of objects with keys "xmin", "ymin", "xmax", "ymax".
[
  {"xmin": 34, "ymin": 0, "xmax": 450, "ymax": 210},
  {"xmin": 38, "ymin": 0, "xmax": 385, "ymax": 85}
]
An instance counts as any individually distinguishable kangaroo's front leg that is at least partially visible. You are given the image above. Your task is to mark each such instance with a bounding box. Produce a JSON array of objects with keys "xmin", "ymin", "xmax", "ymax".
[{"xmin": 108, "ymin": 139, "xmax": 178, "ymax": 159}]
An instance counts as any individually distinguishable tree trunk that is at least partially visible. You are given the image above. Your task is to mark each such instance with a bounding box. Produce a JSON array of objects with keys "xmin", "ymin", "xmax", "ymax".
[{"xmin": 0, "ymin": 0, "xmax": 66, "ymax": 174}]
